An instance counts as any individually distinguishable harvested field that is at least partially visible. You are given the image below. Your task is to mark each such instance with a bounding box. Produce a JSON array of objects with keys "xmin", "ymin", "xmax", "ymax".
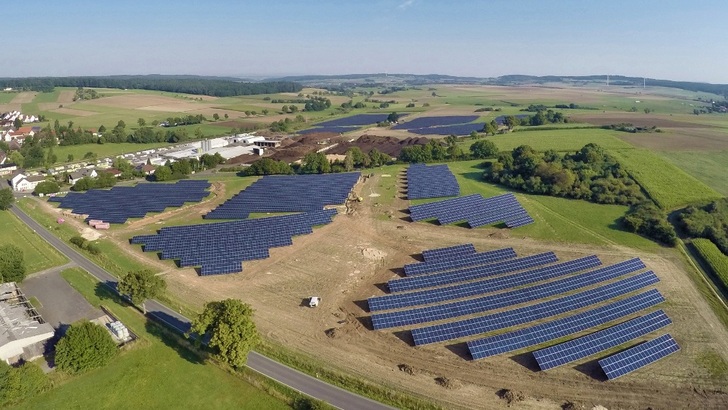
[
  {"xmin": 57, "ymin": 89, "xmax": 76, "ymax": 103},
  {"xmin": 88, "ymin": 94, "xmax": 211, "ymax": 110},
  {"xmin": 10, "ymin": 91, "xmax": 36, "ymax": 104}
]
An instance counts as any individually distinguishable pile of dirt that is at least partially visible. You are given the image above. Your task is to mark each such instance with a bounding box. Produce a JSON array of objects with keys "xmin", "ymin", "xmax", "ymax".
[
  {"xmin": 397, "ymin": 363, "xmax": 416, "ymax": 375},
  {"xmin": 434, "ymin": 376, "xmax": 460, "ymax": 390},
  {"xmin": 324, "ymin": 328, "xmax": 339, "ymax": 338},
  {"xmin": 497, "ymin": 389, "xmax": 526, "ymax": 405},
  {"xmin": 327, "ymin": 134, "xmax": 430, "ymax": 158}
]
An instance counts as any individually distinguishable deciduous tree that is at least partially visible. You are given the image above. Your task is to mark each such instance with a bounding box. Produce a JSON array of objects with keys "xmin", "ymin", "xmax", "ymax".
[
  {"xmin": 189, "ymin": 299, "xmax": 259, "ymax": 368},
  {"xmin": 55, "ymin": 321, "xmax": 117, "ymax": 374},
  {"xmin": 0, "ymin": 244, "xmax": 25, "ymax": 282},
  {"xmin": 118, "ymin": 269, "xmax": 166, "ymax": 313},
  {"xmin": 0, "ymin": 188, "xmax": 14, "ymax": 210}
]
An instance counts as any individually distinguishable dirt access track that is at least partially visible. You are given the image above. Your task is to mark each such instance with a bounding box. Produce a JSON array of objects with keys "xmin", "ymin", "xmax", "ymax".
[{"xmin": 105, "ymin": 173, "xmax": 728, "ymax": 409}]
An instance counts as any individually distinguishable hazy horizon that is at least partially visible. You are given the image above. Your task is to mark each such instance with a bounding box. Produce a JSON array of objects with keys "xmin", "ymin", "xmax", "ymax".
[{"xmin": 4, "ymin": 1, "xmax": 726, "ymax": 84}]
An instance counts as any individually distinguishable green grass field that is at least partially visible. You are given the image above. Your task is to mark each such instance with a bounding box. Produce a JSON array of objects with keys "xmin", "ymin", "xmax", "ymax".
[
  {"xmin": 14, "ymin": 268, "xmax": 288, "ymax": 410},
  {"xmin": 692, "ymin": 239, "xmax": 728, "ymax": 292},
  {"xmin": 54, "ymin": 142, "xmax": 170, "ymax": 162},
  {"xmin": 0, "ymin": 92, "xmax": 18, "ymax": 103},
  {"xmin": 0, "ymin": 210, "xmax": 67, "ymax": 273},
  {"xmin": 479, "ymin": 128, "xmax": 635, "ymax": 152},
  {"xmin": 660, "ymin": 150, "xmax": 728, "ymax": 196},
  {"xmin": 610, "ymin": 149, "xmax": 723, "ymax": 209}
]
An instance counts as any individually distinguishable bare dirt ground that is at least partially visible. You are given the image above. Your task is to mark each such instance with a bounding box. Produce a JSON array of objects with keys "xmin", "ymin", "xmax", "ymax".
[
  {"xmin": 57, "ymin": 90, "xmax": 76, "ymax": 104},
  {"xmin": 72, "ymin": 172, "xmax": 728, "ymax": 410},
  {"xmin": 88, "ymin": 94, "xmax": 214, "ymax": 110},
  {"xmin": 10, "ymin": 91, "xmax": 36, "ymax": 104}
]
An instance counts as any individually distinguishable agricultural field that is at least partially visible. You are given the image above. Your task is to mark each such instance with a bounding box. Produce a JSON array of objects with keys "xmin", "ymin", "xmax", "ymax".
[
  {"xmin": 660, "ymin": 150, "xmax": 728, "ymax": 196},
  {"xmin": 16, "ymin": 268, "xmax": 288, "ymax": 410},
  {"xmin": 0, "ymin": 210, "xmax": 67, "ymax": 273}
]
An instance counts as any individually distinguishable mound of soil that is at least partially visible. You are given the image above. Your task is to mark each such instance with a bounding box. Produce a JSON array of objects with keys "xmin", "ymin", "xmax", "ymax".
[
  {"xmin": 327, "ymin": 134, "xmax": 430, "ymax": 158},
  {"xmin": 398, "ymin": 363, "xmax": 416, "ymax": 375},
  {"xmin": 497, "ymin": 389, "xmax": 526, "ymax": 405},
  {"xmin": 435, "ymin": 376, "xmax": 460, "ymax": 390}
]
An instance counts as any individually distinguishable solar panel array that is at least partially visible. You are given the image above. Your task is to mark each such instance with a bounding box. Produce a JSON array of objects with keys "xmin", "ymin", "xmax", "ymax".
[
  {"xmin": 205, "ymin": 173, "xmax": 360, "ymax": 219},
  {"xmin": 421, "ymin": 243, "xmax": 476, "ymax": 262},
  {"xmin": 532, "ymin": 310, "xmax": 672, "ymax": 370},
  {"xmin": 388, "ymin": 252, "xmax": 558, "ymax": 292},
  {"xmin": 466, "ymin": 289, "xmax": 665, "ymax": 359},
  {"xmin": 367, "ymin": 241, "xmax": 675, "ymax": 377},
  {"xmin": 368, "ymin": 255, "xmax": 604, "ymax": 312},
  {"xmin": 404, "ymin": 247, "xmax": 517, "ymax": 276},
  {"xmin": 131, "ymin": 209, "xmax": 337, "ymax": 275},
  {"xmin": 406, "ymin": 164, "xmax": 460, "ymax": 200},
  {"xmin": 372, "ymin": 258, "xmax": 642, "ymax": 330},
  {"xmin": 598, "ymin": 334, "xmax": 680, "ymax": 380},
  {"xmin": 408, "ymin": 193, "xmax": 533, "ymax": 229},
  {"xmin": 49, "ymin": 180, "xmax": 211, "ymax": 224},
  {"xmin": 411, "ymin": 271, "xmax": 659, "ymax": 345}
]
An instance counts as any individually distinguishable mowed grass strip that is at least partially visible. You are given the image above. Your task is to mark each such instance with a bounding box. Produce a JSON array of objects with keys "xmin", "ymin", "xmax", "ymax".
[
  {"xmin": 659, "ymin": 150, "xmax": 728, "ymax": 196},
  {"xmin": 14, "ymin": 267, "xmax": 288, "ymax": 410},
  {"xmin": 464, "ymin": 128, "xmax": 635, "ymax": 152},
  {"xmin": 0, "ymin": 210, "xmax": 67, "ymax": 273},
  {"xmin": 611, "ymin": 149, "xmax": 722, "ymax": 209},
  {"xmin": 692, "ymin": 238, "xmax": 728, "ymax": 292}
]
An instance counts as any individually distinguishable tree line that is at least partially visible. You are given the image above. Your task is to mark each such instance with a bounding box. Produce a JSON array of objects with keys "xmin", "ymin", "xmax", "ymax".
[
  {"xmin": 0, "ymin": 76, "xmax": 302, "ymax": 97},
  {"xmin": 678, "ymin": 199, "xmax": 728, "ymax": 255}
]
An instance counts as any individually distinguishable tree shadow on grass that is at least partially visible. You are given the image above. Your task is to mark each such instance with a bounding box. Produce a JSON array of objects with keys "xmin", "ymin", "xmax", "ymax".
[
  {"xmin": 144, "ymin": 319, "xmax": 206, "ymax": 365},
  {"xmin": 94, "ymin": 282, "xmax": 127, "ymax": 306}
]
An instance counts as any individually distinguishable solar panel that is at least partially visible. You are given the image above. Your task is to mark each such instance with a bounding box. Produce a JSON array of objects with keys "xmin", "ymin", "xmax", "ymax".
[
  {"xmin": 421, "ymin": 243, "xmax": 477, "ymax": 262},
  {"xmin": 598, "ymin": 334, "xmax": 680, "ymax": 380},
  {"xmin": 408, "ymin": 192, "xmax": 534, "ymax": 228},
  {"xmin": 389, "ymin": 252, "xmax": 558, "ymax": 292},
  {"xmin": 371, "ymin": 257, "xmax": 641, "ymax": 329},
  {"xmin": 466, "ymin": 290, "xmax": 666, "ymax": 359},
  {"xmin": 404, "ymin": 247, "xmax": 517, "ymax": 276},
  {"xmin": 533, "ymin": 310, "xmax": 672, "ymax": 370},
  {"xmin": 411, "ymin": 271, "xmax": 659, "ymax": 345},
  {"xmin": 368, "ymin": 255, "xmax": 607, "ymax": 312},
  {"xmin": 407, "ymin": 164, "xmax": 460, "ymax": 200}
]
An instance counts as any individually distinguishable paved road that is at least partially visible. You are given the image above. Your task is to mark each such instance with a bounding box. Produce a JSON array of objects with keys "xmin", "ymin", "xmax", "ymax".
[{"xmin": 11, "ymin": 205, "xmax": 394, "ymax": 410}]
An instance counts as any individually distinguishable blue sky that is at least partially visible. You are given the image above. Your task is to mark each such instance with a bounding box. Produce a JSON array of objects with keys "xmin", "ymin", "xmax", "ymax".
[{"xmin": 4, "ymin": 0, "xmax": 727, "ymax": 83}]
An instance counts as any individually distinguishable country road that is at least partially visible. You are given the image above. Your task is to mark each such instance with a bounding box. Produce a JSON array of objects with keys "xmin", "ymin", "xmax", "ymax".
[{"xmin": 11, "ymin": 205, "xmax": 394, "ymax": 410}]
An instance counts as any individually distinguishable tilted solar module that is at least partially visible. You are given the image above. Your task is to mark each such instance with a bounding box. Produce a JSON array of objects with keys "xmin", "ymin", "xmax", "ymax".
[
  {"xmin": 532, "ymin": 310, "xmax": 672, "ymax": 370},
  {"xmin": 406, "ymin": 164, "xmax": 460, "ymax": 200},
  {"xmin": 410, "ymin": 271, "xmax": 659, "ymax": 345},
  {"xmin": 404, "ymin": 247, "xmax": 517, "ymax": 276},
  {"xmin": 389, "ymin": 252, "xmax": 558, "ymax": 292},
  {"xmin": 371, "ymin": 257, "xmax": 642, "ymax": 329},
  {"xmin": 421, "ymin": 243, "xmax": 477, "ymax": 262},
  {"xmin": 598, "ymin": 334, "xmax": 680, "ymax": 380},
  {"xmin": 466, "ymin": 290, "xmax": 666, "ymax": 359},
  {"xmin": 367, "ymin": 255, "xmax": 606, "ymax": 312},
  {"xmin": 407, "ymin": 192, "xmax": 534, "ymax": 228}
]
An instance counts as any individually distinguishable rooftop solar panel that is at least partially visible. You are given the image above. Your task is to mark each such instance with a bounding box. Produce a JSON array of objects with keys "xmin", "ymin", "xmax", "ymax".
[
  {"xmin": 533, "ymin": 310, "xmax": 672, "ymax": 370},
  {"xmin": 598, "ymin": 334, "xmax": 680, "ymax": 380}
]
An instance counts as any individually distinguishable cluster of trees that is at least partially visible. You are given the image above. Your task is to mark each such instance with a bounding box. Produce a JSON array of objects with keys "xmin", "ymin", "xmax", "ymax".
[
  {"xmin": 0, "ymin": 188, "xmax": 14, "ymax": 210},
  {"xmin": 304, "ymin": 97, "xmax": 332, "ymax": 112},
  {"xmin": 242, "ymin": 147, "xmax": 389, "ymax": 176},
  {"xmin": 0, "ymin": 244, "xmax": 26, "ymax": 282},
  {"xmin": 71, "ymin": 171, "xmax": 118, "ymax": 191},
  {"xmin": 55, "ymin": 321, "xmax": 118, "ymax": 374},
  {"xmin": 398, "ymin": 136, "xmax": 478, "ymax": 163},
  {"xmin": 161, "ymin": 114, "xmax": 206, "ymax": 127},
  {"xmin": 0, "ymin": 76, "xmax": 302, "ymax": 97},
  {"xmin": 281, "ymin": 104, "xmax": 300, "ymax": 113},
  {"xmin": 70, "ymin": 236, "xmax": 102, "ymax": 255},
  {"xmin": 3, "ymin": 133, "xmax": 56, "ymax": 169},
  {"xmin": 34, "ymin": 180, "xmax": 60, "ymax": 195},
  {"xmin": 240, "ymin": 158, "xmax": 294, "ymax": 176},
  {"xmin": 483, "ymin": 144, "xmax": 645, "ymax": 205},
  {"xmin": 340, "ymin": 101, "xmax": 366, "ymax": 110},
  {"xmin": 522, "ymin": 103, "xmax": 582, "ymax": 112},
  {"xmin": 73, "ymin": 87, "xmax": 100, "ymax": 101},
  {"xmin": 678, "ymin": 199, "xmax": 728, "ymax": 255},
  {"xmin": 270, "ymin": 115, "xmax": 306, "ymax": 132},
  {"xmin": 153, "ymin": 153, "xmax": 225, "ymax": 181},
  {"xmin": 0, "ymin": 361, "xmax": 49, "ymax": 407},
  {"xmin": 623, "ymin": 203, "xmax": 677, "ymax": 245}
]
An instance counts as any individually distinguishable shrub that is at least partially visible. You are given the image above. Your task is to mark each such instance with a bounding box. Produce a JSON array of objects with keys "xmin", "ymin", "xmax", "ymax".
[
  {"xmin": 55, "ymin": 321, "xmax": 117, "ymax": 374},
  {"xmin": 0, "ymin": 361, "xmax": 50, "ymax": 406}
]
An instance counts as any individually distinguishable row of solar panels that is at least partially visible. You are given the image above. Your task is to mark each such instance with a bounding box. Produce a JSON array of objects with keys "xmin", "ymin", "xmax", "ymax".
[
  {"xmin": 205, "ymin": 173, "xmax": 360, "ymax": 219},
  {"xmin": 131, "ymin": 210, "xmax": 337, "ymax": 275},
  {"xmin": 406, "ymin": 164, "xmax": 460, "ymax": 200},
  {"xmin": 409, "ymin": 193, "xmax": 534, "ymax": 229},
  {"xmin": 49, "ymin": 180, "xmax": 211, "ymax": 224},
  {"xmin": 367, "ymin": 243, "xmax": 676, "ymax": 379}
]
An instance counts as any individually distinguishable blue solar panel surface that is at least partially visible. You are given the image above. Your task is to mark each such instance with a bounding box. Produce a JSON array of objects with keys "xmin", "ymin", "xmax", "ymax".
[
  {"xmin": 368, "ymin": 255, "xmax": 606, "ymax": 312},
  {"xmin": 532, "ymin": 310, "xmax": 672, "ymax": 370},
  {"xmin": 467, "ymin": 289, "xmax": 666, "ymax": 359},
  {"xmin": 406, "ymin": 163, "xmax": 460, "ymax": 200},
  {"xmin": 205, "ymin": 173, "xmax": 359, "ymax": 219},
  {"xmin": 421, "ymin": 244, "xmax": 477, "ymax": 262},
  {"xmin": 372, "ymin": 257, "xmax": 641, "ymax": 329},
  {"xmin": 408, "ymin": 193, "xmax": 533, "ymax": 229},
  {"xmin": 389, "ymin": 252, "xmax": 558, "ymax": 292},
  {"xmin": 404, "ymin": 247, "xmax": 517, "ymax": 276},
  {"xmin": 49, "ymin": 180, "xmax": 211, "ymax": 224},
  {"xmin": 410, "ymin": 271, "xmax": 659, "ymax": 345},
  {"xmin": 598, "ymin": 334, "xmax": 680, "ymax": 380},
  {"xmin": 131, "ymin": 209, "xmax": 337, "ymax": 275}
]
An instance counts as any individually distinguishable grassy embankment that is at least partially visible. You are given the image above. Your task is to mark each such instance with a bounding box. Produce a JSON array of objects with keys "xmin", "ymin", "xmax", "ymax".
[{"xmin": 0, "ymin": 210, "xmax": 67, "ymax": 273}]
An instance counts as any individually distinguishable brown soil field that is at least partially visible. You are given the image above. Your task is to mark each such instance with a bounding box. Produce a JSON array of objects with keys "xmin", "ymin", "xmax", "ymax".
[
  {"xmin": 57, "ymin": 90, "xmax": 76, "ymax": 104},
  {"xmin": 0, "ymin": 104, "xmax": 18, "ymax": 112},
  {"xmin": 617, "ymin": 128, "xmax": 728, "ymax": 151},
  {"xmin": 88, "ymin": 94, "xmax": 212, "ymax": 110},
  {"xmin": 93, "ymin": 173, "xmax": 728, "ymax": 410},
  {"xmin": 51, "ymin": 107, "xmax": 98, "ymax": 117},
  {"xmin": 573, "ymin": 113, "xmax": 719, "ymax": 129},
  {"xmin": 327, "ymin": 135, "xmax": 430, "ymax": 157},
  {"xmin": 10, "ymin": 91, "xmax": 36, "ymax": 104}
]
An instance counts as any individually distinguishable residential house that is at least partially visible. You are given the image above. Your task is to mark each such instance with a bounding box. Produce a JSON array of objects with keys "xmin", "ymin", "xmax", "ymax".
[
  {"xmin": 104, "ymin": 168, "xmax": 122, "ymax": 178},
  {"xmin": 10, "ymin": 172, "xmax": 27, "ymax": 190},
  {"xmin": 68, "ymin": 168, "xmax": 98, "ymax": 185},
  {"xmin": 135, "ymin": 163, "xmax": 156, "ymax": 176},
  {"xmin": 0, "ymin": 163, "xmax": 17, "ymax": 176},
  {"xmin": 15, "ymin": 126, "xmax": 35, "ymax": 137},
  {"xmin": 13, "ymin": 175, "xmax": 46, "ymax": 192}
]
